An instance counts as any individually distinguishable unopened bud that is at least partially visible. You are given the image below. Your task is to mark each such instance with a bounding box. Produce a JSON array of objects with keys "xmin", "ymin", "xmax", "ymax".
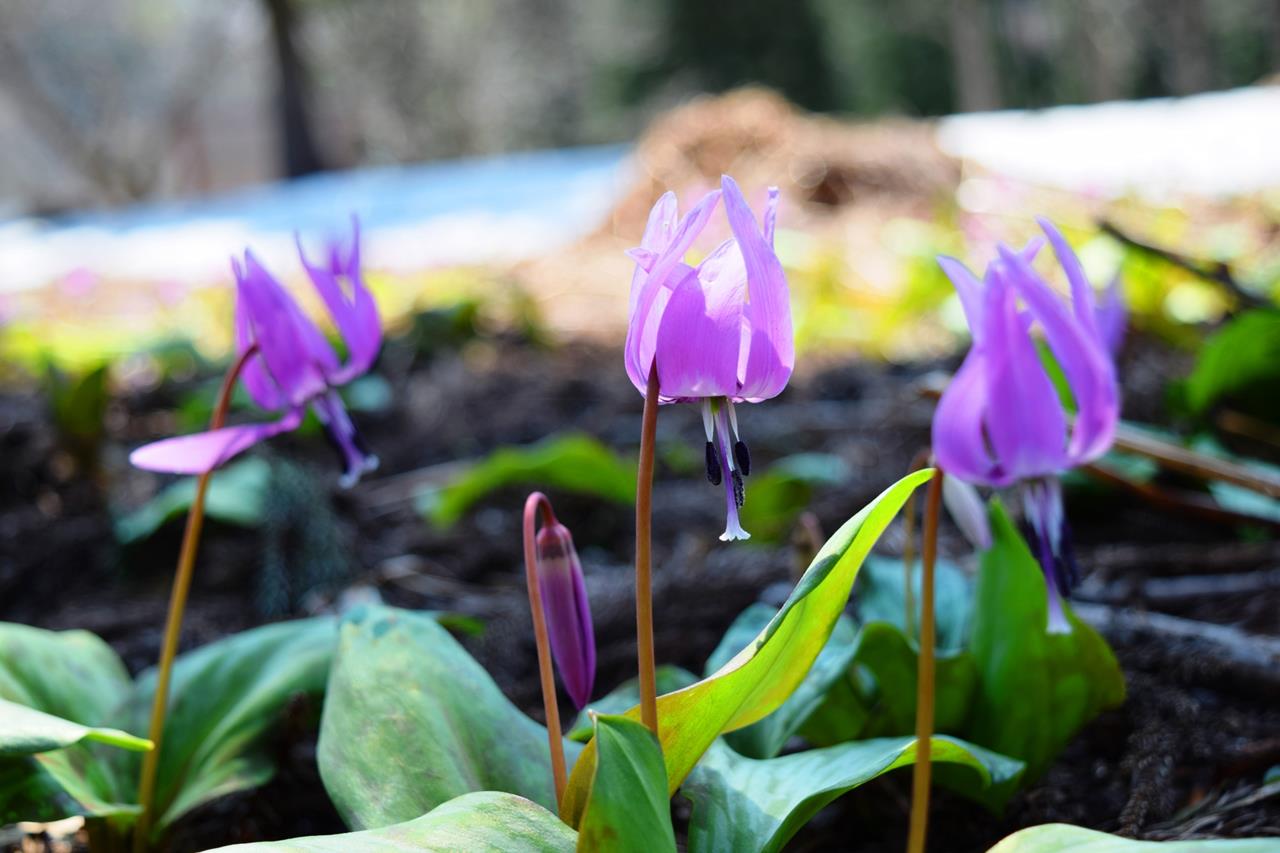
[{"xmin": 535, "ymin": 522, "xmax": 596, "ymax": 709}]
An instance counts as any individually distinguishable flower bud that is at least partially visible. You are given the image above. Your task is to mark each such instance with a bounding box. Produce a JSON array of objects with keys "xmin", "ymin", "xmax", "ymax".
[{"xmin": 535, "ymin": 522, "xmax": 596, "ymax": 709}]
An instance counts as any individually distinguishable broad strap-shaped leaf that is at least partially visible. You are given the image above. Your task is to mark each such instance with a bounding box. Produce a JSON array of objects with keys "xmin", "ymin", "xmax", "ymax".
[
  {"xmin": 317, "ymin": 605, "xmax": 582, "ymax": 829},
  {"xmin": 682, "ymin": 736, "xmax": 1023, "ymax": 853},
  {"xmin": 561, "ymin": 470, "xmax": 933, "ymax": 825},
  {"xmin": 0, "ymin": 699, "xmax": 150, "ymax": 757},
  {"xmin": 125, "ymin": 617, "xmax": 336, "ymax": 838},
  {"xmin": 703, "ymin": 605, "xmax": 858, "ymax": 759},
  {"xmin": 987, "ymin": 823, "xmax": 1278, "ymax": 852},
  {"xmin": 0, "ymin": 622, "xmax": 141, "ymax": 822},
  {"xmin": 854, "ymin": 554, "xmax": 974, "ymax": 652},
  {"xmin": 967, "ymin": 502, "xmax": 1125, "ymax": 780},
  {"xmin": 576, "ymin": 715, "xmax": 675, "ymax": 853},
  {"xmin": 0, "ymin": 622, "xmax": 133, "ymax": 727},
  {"xmin": 204, "ymin": 791, "xmax": 576, "ymax": 852}
]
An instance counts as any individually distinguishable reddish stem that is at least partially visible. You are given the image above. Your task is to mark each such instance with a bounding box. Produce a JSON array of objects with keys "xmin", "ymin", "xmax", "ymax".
[{"xmin": 523, "ymin": 491, "xmax": 568, "ymax": 808}]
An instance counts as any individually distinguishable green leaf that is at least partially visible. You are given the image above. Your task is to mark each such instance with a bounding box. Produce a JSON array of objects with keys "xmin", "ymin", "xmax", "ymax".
[
  {"xmin": 737, "ymin": 454, "xmax": 849, "ymax": 544},
  {"xmin": 203, "ymin": 791, "xmax": 575, "ymax": 852},
  {"xmin": 681, "ymin": 735, "xmax": 1024, "ymax": 853},
  {"xmin": 126, "ymin": 617, "xmax": 336, "ymax": 837},
  {"xmin": 576, "ymin": 715, "xmax": 675, "ymax": 853},
  {"xmin": 567, "ymin": 667, "xmax": 699, "ymax": 743},
  {"xmin": 704, "ymin": 605, "xmax": 858, "ymax": 759},
  {"xmin": 0, "ymin": 699, "xmax": 150, "ymax": 757},
  {"xmin": 0, "ymin": 623, "xmax": 141, "ymax": 822},
  {"xmin": 418, "ymin": 434, "xmax": 636, "ymax": 528},
  {"xmin": 317, "ymin": 605, "xmax": 581, "ymax": 829},
  {"xmin": 560, "ymin": 470, "xmax": 933, "ymax": 826},
  {"xmin": 854, "ymin": 554, "xmax": 973, "ymax": 652},
  {"xmin": 1185, "ymin": 308, "xmax": 1280, "ymax": 421},
  {"xmin": 841, "ymin": 622, "xmax": 977, "ymax": 739},
  {"xmin": 967, "ymin": 501, "xmax": 1125, "ymax": 780},
  {"xmin": 988, "ymin": 823, "xmax": 1278, "ymax": 852},
  {"xmin": 115, "ymin": 457, "xmax": 272, "ymax": 544}
]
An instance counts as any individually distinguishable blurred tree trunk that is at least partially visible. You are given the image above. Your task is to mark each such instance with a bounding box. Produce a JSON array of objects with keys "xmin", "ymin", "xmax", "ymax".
[
  {"xmin": 261, "ymin": 0, "xmax": 324, "ymax": 177},
  {"xmin": 1164, "ymin": 0, "xmax": 1214, "ymax": 95},
  {"xmin": 947, "ymin": 0, "xmax": 1002, "ymax": 111}
]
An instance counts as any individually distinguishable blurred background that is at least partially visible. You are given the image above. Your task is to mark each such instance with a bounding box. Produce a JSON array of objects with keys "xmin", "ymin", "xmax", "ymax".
[{"xmin": 2, "ymin": 3, "xmax": 1279, "ymax": 846}]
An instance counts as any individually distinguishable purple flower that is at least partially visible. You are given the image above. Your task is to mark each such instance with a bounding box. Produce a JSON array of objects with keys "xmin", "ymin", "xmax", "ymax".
[
  {"xmin": 625, "ymin": 175, "xmax": 794, "ymax": 541},
  {"xmin": 130, "ymin": 220, "xmax": 381, "ymax": 486},
  {"xmin": 932, "ymin": 218, "xmax": 1119, "ymax": 631},
  {"xmin": 535, "ymin": 520, "xmax": 596, "ymax": 709}
]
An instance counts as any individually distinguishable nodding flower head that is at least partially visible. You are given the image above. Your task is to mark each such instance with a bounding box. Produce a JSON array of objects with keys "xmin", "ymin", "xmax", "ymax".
[
  {"xmin": 931, "ymin": 218, "xmax": 1121, "ymax": 632},
  {"xmin": 130, "ymin": 218, "xmax": 382, "ymax": 486},
  {"xmin": 625, "ymin": 175, "xmax": 794, "ymax": 541},
  {"xmin": 534, "ymin": 518, "xmax": 596, "ymax": 709}
]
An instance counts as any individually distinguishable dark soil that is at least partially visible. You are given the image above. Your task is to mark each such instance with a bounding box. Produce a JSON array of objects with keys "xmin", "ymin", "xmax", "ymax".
[{"xmin": 2, "ymin": 330, "xmax": 1277, "ymax": 852}]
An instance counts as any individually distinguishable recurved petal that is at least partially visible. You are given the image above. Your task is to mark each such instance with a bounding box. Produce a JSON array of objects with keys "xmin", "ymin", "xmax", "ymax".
[
  {"xmin": 938, "ymin": 255, "xmax": 987, "ymax": 343},
  {"xmin": 723, "ymin": 176, "xmax": 793, "ymax": 401},
  {"xmin": 1037, "ymin": 218, "xmax": 1101, "ymax": 343},
  {"xmin": 999, "ymin": 245, "xmax": 1118, "ymax": 464},
  {"xmin": 630, "ymin": 192, "xmax": 679, "ymax": 313},
  {"xmin": 982, "ymin": 266, "xmax": 1070, "ymax": 480},
  {"xmin": 237, "ymin": 252, "xmax": 335, "ymax": 406},
  {"xmin": 233, "ymin": 264, "xmax": 285, "ymax": 411},
  {"xmin": 932, "ymin": 347, "xmax": 1004, "ymax": 485},
  {"xmin": 298, "ymin": 221, "xmax": 381, "ymax": 385},
  {"xmin": 1095, "ymin": 274, "xmax": 1127, "ymax": 357},
  {"xmin": 129, "ymin": 408, "xmax": 304, "ymax": 475}
]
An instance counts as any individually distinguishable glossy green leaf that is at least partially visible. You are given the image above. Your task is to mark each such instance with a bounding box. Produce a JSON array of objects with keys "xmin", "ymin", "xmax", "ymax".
[
  {"xmin": 0, "ymin": 699, "xmax": 150, "ymax": 757},
  {"xmin": 988, "ymin": 823, "xmax": 1278, "ymax": 852},
  {"xmin": 967, "ymin": 502, "xmax": 1125, "ymax": 780},
  {"xmin": 204, "ymin": 791, "xmax": 575, "ymax": 852},
  {"xmin": 576, "ymin": 715, "xmax": 675, "ymax": 853},
  {"xmin": 561, "ymin": 470, "xmax": 933, "ymax": 825},
  {"xmin": 704, "ymin": 605, "xmax": 858, "ymax": 759},
  {"xmin": 567, "ymin": 666, "xmax": 699, "ymax": 743},
  {"xmin": 682, "ymin": 735, "xmax": 1024, "ymax": 853},
  {"xmin": 0, "ymin": 755, "xmax": 138, "ymax": 824},
  {"xmin": 318, "ymin": 605, "xmax": 581, "ymax": 829},
  {"xmin": 418, "ymin": 434, "xmax": 635, "ymax": 528},
  {"xmin": 126, "ymin": 617, "xmax": 336, "ymax": 837},
  {"xmin": 115, "ymin": 457, "xmax": 272, "ymax": 544}
]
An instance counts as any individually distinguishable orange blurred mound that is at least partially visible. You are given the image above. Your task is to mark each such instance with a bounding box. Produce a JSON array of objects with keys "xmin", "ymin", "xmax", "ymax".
[{"xmin": 516, "ymin": 88, "xmax": 959, "ymax": 343}]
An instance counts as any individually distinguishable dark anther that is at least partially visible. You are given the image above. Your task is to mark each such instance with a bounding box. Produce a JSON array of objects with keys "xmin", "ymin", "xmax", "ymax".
[
  {"xmin": 732, "ymin": 470, "xmax": 745, "ymax": 508},
  {"xmin": 704, "ymin": 441, "xmax": 722, "ymax": 485},
  {"xmin": 733, "ymin": 440, "xmax": 751, "ymax": 476}
]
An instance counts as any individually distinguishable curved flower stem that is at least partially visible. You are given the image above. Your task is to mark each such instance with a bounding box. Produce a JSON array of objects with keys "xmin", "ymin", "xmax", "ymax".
[
  {"xmin": 907, "ymin": 467, "xmax": 943, "ymax": 853},
  {"xmin": 522, "ymin": 491, "xmax": 568, "ymax": 808},
  {"xmin": 900, "ymin": 448, "xmax": 931, "ymax": 641},
  {"xmin": 134, "ymin": 345, "xmax": 257, "ymax": 853},
  {"xmin": 635, "ymin": 364, "xmax": 660, "ymax": 735}
]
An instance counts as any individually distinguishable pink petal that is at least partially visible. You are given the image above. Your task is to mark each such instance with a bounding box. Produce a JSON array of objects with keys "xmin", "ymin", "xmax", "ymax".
[
  {"xmin": 654, "ymin": 263, "xmax": 744, "ymax": 399},
  {"xmin": 722, "ymin": 175, "xmax": 793, "ymax": 401},
  {"xmin": 629, "ymin": 192, "xmax": 679, "ymax": 315},
  {"xmin": 982, "ymin": 267, "xmax": 1070, "ymax": 480},
  {"xmin": 999, "ymin": 245, "xmax": 1118, "ymax": 464},
  {"xmin": 1037, "ymin": 219, "xmax": 1102, "ymax": 344},
  {"xmin": 236, "ymin": 252, "xmax": 334, "ymax": 406},
  {"xmin": 297, "ymin": 218, "xmax": 381, "ymax": 385},
  {"xmin": 129, "ymin": 409, "xmax": 304, "ymax": 475},
  {"xmin": 938, "ymin": 255, "xmax": 986, "ymax": 344},
  {"xmin": 932, "ymin": 347, "xmax": 1004, "ymax": 485}
]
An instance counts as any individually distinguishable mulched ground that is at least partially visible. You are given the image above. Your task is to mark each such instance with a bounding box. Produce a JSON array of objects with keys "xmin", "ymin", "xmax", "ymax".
[{"xmin": 1, "ymin": 328, "xmax": 1277, "ymax": 852}]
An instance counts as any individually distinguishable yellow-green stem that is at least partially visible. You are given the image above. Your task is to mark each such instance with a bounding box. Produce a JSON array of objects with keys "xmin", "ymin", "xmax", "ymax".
[
  {"xmin": 907, "ymin": 468, "xmax": 943, "ymax": 853},
  {"xmin": 133, "ymin": 347, "xmax": 256, "ymax": 852},
  {"xmin": 635, "ymin": 364, "xmax": 660, "ymax": 735}
]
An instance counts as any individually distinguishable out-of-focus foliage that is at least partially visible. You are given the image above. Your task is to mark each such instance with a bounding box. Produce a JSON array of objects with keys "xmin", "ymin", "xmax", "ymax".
[
  {"xmin": 418, "ymin": 434, "xmax": 636, "ymax": 528},
  {"xmin": 116, "ymin": 457, "xmax": 271, "ymax": 544},
  {"xmin": 988, "ymin": 823, "xmax": 1280, "ymax": 852},
  {"xmin": 1183, "ymin": 309, "xmax": 1280, "ymax": 424},
  {"xmin": 44, "ymin": 362, "xmax": 111, "ymax": 469},
  {"xmin": 738, "ymin": 453, "xmax": 849, "ymax": 544}
]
